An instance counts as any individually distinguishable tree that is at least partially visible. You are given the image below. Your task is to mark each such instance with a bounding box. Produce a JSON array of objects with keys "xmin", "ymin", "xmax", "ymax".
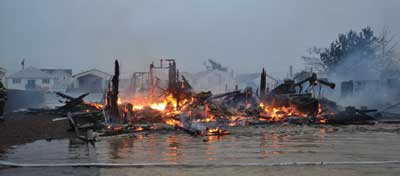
[
  {"xmin": 203, "ymin": 59, "xmax": 228, "ymax": 72},
  {"xmin": 378, "ymin": 26, "xmax": 400, "ymax": 79},
  {"xmin": 303, "ymin": 27, "xmax": 398, "ymax": 79}
]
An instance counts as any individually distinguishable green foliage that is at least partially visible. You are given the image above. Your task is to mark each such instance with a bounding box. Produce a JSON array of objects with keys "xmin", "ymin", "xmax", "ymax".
[
  {"xmin": 320, "ymin": 27, "xmax": 378, "ymax": 72},
  {"xmin": 303, "ymin": 26, "xmax": 398, "ymax": 79}
]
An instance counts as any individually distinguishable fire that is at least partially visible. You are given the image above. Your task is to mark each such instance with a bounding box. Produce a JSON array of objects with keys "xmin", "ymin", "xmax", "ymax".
[
  {"xmin": 127, "ymin": 93, "xmax": 180, "ymax": 113},
  {"xmin": 319, "ymin": 119, "xmax": 327, "ymax": 124},
  {"xmin": 165, "ymin": 118, "xmax": 182, "ymax": 127},
  {"xmin": 150, "ymin": 103, "xmax": 167, "ymax": 111},
  {"xmin": 206, "ymin": 128, "xmax": 229, "ymax": 135},
  {"xmin": 114, "ymin": 85, "xmax": 333, "ymax": 129},
  {"xmin": 133, "ymin": 105, "xmax": 144, "ymax": 110},
  {"xmin": 318, "ymin": 103, "xmax": 323, "ymax": 114},
  {"xmin": 85, "ymin": 102, "xmax": 104, "ymax": 110},
  {"xmin": 260, "ymin": 105, "xmax": 290, "ymax": 121},
  {"xmin": 259, "ymin": 103, "xmax": 309, "ymax": 121},
  {"xmin": 228, "ymin": 122, "xmax": 237, "ymax": 127},
  {"xmin": 134, "ymin": 127, "xmax": 144, "ymax": 132},
  {"xmin": 112, "ymin": 92, "xmax": 191, "ymax": 129},
  {"xmin": 194, "ymin": 117, "xmax": 216, "ymax": 123},
  {"xmin": 259, "ymin": 103, "xmax": 265, "ymax": 109}
]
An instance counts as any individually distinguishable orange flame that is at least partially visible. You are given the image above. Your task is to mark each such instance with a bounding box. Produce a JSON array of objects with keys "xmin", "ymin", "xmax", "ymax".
[
  {"xmin": 259, "ymin": 102, "xmax": 309, "ymax": 121},
  {"xmin": 319, "ymin": 119, "xmax": 327, "ymax": 124},
  {"xmin": 206, "ymin": 128, "xmax": 229, "ymax": 135}
]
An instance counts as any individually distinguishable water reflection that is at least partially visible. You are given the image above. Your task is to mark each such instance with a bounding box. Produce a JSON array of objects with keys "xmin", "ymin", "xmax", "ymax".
[
  {"xmin": 68, "ymin": 139, "xmax": 97, "ymax": 162},
  {"xmin": 164, "ymin": 136, "xmax": 178, "ymax": 164},
  {"xmin": 109, "ymin": 137, "xmax": 134, "ymax": 159},
  {"xmin": 319, "ymin": 128, "xmax": 327, "ymax": 140},
  {"xmin": 4, "ymin": 125, "xmax": 400, "ymax": 166}
]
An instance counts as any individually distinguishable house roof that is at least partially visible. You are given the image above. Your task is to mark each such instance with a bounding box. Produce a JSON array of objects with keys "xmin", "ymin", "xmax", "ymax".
[
  {"xmin": 41, "ymin": 69, "xmax": 72, "ymax": 75},
  {"xmin": 7, "ymin": 67, "xmax": 53, "ymax": 79},
  {"xmin": 73, "ymin": 69, "xmax": 112, "ymax": 78}
]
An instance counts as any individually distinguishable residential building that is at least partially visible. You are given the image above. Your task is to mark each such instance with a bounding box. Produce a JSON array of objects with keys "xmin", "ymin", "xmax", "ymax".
[
  {"xmin": 6, "ymin": 67, "xmax": 54, "ymax": 91},
  {"xmin": 70, "ymin": 69, "xmax": 112, "ymax": 93},
  {"xmin": 40, "ymin": 69, "xmax": 72, "ymax": 92}
]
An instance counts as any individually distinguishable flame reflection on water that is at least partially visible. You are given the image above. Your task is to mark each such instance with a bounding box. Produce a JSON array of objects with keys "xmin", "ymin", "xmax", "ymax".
[{"xmin": 3, "ymin": 125, "xmax": 400, "ymax": 166}]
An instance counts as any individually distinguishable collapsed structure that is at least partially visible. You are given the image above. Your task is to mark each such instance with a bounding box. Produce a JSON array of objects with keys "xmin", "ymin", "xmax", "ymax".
[{"xmin": 49, "ymin": 60, "xmax": 391, "ymax": 142}]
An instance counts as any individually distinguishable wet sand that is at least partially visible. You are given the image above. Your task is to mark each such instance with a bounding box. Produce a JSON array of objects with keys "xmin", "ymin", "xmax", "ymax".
[{"xmin": 0, "ymin": 112, "xmax": 73, "ymax": 153}]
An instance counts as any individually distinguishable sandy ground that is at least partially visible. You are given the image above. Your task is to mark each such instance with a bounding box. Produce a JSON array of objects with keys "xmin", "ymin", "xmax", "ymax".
[{"xmin": 0, "ymin": 112, "xmax": 74, "ymax": 153}]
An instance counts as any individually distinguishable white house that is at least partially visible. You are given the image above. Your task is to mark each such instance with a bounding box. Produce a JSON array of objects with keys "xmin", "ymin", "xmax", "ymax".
[
  {"xmin": 6, "ymin": 67, "xmax": 55, "ymax": 91},
  {"xmin": 40, "ymin": 69, "xmax": 72, "ymax": 92},
  {"xmin": 70, "ymin": 69, "xmax": 112, "ymax": 93}
]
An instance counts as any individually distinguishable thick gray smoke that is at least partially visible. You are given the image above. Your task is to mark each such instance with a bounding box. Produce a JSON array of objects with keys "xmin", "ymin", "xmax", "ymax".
[{"xmin": 326, "ymin": 52, "xmax": 400, "ymax": 109}]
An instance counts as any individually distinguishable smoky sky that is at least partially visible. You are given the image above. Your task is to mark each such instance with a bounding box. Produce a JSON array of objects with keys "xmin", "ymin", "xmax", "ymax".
[{"xmin": 0, "ymin": 0, "xmax": 399, "ymax": 78}]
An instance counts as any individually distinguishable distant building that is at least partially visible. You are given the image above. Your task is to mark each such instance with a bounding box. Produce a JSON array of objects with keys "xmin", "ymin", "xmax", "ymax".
[
  {"xmin": 6, "ymin": 67, "xmax": 54, "ymax": 91},
  {"xmin": 40, "ymin": 69, "xmax": 72, "ymax": 92},
  {"xmin": 71, "ymin": 69, "xmax": 112, "ymax": 93}
]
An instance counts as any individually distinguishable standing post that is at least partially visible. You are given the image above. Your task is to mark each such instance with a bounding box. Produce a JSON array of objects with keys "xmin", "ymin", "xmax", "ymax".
[
  {"xmin": 110, "ymin": 60, "xmax": 120, "ymax": 122},
  {"xmin": 260, "ymin": 68, "xmax": 266, "ymax": 98},
  {"xmin": 130, "ymin": 73, "xmax": 137, "ymax": 99},
  {"xmin": 149, "ymin": 62, "xmax": 154, "ymax": 102},
  {"xmin": 176, "ymin": 69, "xmax": 180, "ymax": 110}
]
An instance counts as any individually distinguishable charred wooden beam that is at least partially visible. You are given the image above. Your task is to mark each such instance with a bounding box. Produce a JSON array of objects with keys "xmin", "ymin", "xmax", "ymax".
[
  {"xmin": 67, "ymin": 112, "xmax": 96, "ymax": 145},
  {"xmin": 181, "ymin": 75, "xmax": 193, "ymax": 91},
  {"xmin": 260, "ymin": 68, "xmax": 266, "ymax": 98},
  {"xmin": 109, "ymin": 60, "xmax": 120, "ymax": 120},
  {"xmin": 149, "ymin": 62, "xmax": 155, "ymax": 101},
  {"xmin": 56, "ymin": 92, "xmax": 90, "ymax": 112},
  {"xmin": 176, "ymin": 69, "xmax": 180, "ymax": 110}
]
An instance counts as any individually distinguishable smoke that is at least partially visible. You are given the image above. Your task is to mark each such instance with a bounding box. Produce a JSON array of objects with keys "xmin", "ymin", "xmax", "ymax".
[
  {"xmin": 184, "ymin": 70, "xmax": 237, "ymax": 94},
  {"xmin": 326, "ymin": 51, "xmax": 400, "ymax": 109},
  {"xmin": 2, "ymin": 0, "xmax": 400, "ymax": 77},
  {"xmin": 330, "ymin": 54, "xmax": 380, "ymax": 81}
]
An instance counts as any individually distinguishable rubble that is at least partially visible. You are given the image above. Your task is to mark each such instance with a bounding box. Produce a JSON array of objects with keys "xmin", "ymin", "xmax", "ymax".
[{"xmin": 24, "ymin": 60, "xmax": 397, "ymax": 144}]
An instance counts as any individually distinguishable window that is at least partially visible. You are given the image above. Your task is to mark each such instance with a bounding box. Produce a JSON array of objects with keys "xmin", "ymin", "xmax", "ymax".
[
  {"xmin": 42, "ymin": 79, "xmax": 50, "ymax": 84},
  {"xmin": 12, "ymin": 79, "xmax": 21, "ymax": 84}
]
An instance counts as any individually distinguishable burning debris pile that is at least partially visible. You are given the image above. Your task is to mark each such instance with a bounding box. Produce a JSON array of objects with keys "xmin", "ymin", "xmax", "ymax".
[{"xmin": 49, "ymin": 60, "xmax": 385, "ymax": 142}]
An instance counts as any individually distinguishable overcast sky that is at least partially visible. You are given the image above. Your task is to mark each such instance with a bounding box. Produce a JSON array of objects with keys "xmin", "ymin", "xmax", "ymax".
[{"xmin": 1, "ymin": 0, "xmax": 399, "ymax": 78}]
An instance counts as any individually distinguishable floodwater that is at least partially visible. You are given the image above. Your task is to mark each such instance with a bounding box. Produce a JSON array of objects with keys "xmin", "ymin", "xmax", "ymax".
[{"xmin": 1, "ymin": 124, "xmax": 400, "ymax": 176}]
